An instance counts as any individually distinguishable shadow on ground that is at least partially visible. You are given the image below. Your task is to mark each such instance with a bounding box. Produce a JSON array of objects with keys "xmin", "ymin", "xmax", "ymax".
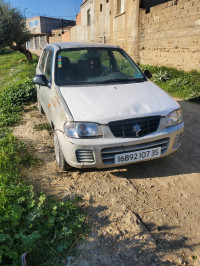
[{"xmin": 74, "ymin": 203, "xmax": 199, "ymax": 265}]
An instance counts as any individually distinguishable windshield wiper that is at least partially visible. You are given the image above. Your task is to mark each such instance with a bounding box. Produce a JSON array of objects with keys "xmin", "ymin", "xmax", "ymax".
[{"xmin": 99, "ymin": 78, "xmax": 146, "ymax": 84}]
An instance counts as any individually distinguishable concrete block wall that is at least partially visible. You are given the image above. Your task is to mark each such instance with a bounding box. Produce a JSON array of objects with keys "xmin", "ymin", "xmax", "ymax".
[{"xmin": 139, "ymin": 0, "xmax": 200, "ymax": 71}]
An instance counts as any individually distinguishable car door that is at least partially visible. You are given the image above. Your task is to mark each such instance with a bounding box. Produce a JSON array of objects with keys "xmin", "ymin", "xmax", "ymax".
[
  {"xmin": 40, "ymin": 48, "xmax": 54, "ymax": 123},
  {"xmin": 36, "ymin": 47, "xmax": 49, "ymax": 110}
]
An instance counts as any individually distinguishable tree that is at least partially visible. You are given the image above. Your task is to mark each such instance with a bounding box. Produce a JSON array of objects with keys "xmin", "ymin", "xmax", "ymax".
[{"xmin": 0, "ymin": 0, "xmax": 32, "ymax": 61}]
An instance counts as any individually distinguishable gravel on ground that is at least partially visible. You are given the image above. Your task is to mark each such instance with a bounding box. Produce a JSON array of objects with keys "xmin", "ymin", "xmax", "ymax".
[{"xmin": 12, "ymin": 99, "xmax": 200, "ymax": 266}]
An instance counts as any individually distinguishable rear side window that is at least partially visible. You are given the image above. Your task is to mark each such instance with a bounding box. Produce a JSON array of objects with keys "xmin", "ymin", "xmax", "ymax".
[
  {"xmin": 39, "ymin": 48, "xmax": 49, "ymax": 73},
  {"xmin": 44, "ymin": 49, "xmax": 54, "ymax": 81}
]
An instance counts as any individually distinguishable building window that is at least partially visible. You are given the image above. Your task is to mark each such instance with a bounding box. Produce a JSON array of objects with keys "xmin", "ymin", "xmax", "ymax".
[
  {"xmin": 117, "ymin": 0, "xmax": 124, "ymax": 15},
  {"xmin": 33, "ymin": 20, "xmax": 39, "ymax": 26},
  {"xmin": 87, "ymin": 9, "xmax": 91, "ymax": 26},
  {"xmin": 100, "ymin": 4, "xmax": 102, "ymax": 12},
  {"xmin": 30, "ymin": 20, "xmax": 38, "ymax": 27}
]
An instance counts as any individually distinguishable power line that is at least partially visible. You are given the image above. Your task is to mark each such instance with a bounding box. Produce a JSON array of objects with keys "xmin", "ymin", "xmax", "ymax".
[{"xmin": 26, "ymin": 11, "xmax": 75, "ymax": 20}]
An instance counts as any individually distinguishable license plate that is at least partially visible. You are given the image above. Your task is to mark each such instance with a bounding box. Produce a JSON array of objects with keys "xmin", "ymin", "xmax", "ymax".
[{"xmin": 115, "ymin": 147, "xmax": 161, "ymax": 164}]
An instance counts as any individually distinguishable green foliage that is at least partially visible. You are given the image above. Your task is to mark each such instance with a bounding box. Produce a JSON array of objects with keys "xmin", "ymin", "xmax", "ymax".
[
  {"xmin": 0, "ymin": 52, "xmax": 88, "ymax": 265},
  {"xmin": 153, "ymin": 69, "xmax": 171, "ymax": 82},
  {"xmin": 33, "ymin": 123, "xmax": 52, "ymax": 131},
  {"xmin": 0, "ymin": 78, "xmax": 37, "ymax": 126},
  {"xmin": 140, "ymin": 64, "xmax": 200, "ymax": 103},
  {"xmin": 0, "ymin": 48, "xmax": 12, "ymax": 55},
  {"xmin": 0, "ymin": 51, "xmax": 38, "ymax": 90},
  {"xmin": 0, "ymin": 132, "xmax": 87, "ymax": 265},
  {"xmin": 20, "ymin": 153, "xmax": 41, "ymax": 168},
  {"xmin": 0, "ymin": 0, "xmax": 31, "ymax": 47}
]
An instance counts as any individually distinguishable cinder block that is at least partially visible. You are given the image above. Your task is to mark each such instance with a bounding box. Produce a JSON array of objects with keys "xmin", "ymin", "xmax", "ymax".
[
  {"xmin": 177, "ymin": 3, "xmax": 185, "ymax": 9},
  {"xmin": 154, "ymin": 16, "xmax": 160, "ymax": 22},
  {"xmin": 164, "ymin": 24, "xmax": 171, "ymax": 31},
  {"xmin": 194, "ymin": 0, "xmax": 200, "ymax": 6},
  {"xmin": 170, "ymin": 23, "xmax": 178, "ymax": 29},
  {"xmin": 149, "ymin": 6, "xmax": 157, "ymax": 12},
  {"xmin": 184, "ymin": 1, "xmax": 193, "ymax": 8},
  {"xmin": 167, "ymin": 5, "xmax": 177, "ymax": 12},
  {"xmin": 173, "ymin": 10, "xmax": 181, "ymax": 17},
  {"xmin": 168, "ymin": 19, "xmax": 176, "ymax": 25},
  {"xmin": 139, "ymin": 8, "xmax": 146, "ymax": 16},
  {"xmin": 165, "ymin": 12, "xmax": 173, "ymax": 19},
  {"xmin": 159, "ymin": 3, "xmax": 168, "ymax": 9},
  {"xmin": 168, "ymin": 1, "xmax": 174, "ymax": 7},
  {"xmin": 189, "ymin": 6, "xmax": 198, "ymax": 14},
  {"xmin": 180, "ymin": 8, "xmax": 189, "ymax": 16},
  {"xmin": 149, "ymin": 17, "xmax": 154, "ymax": 23},
  {"xmin": 152, "ymin": 10, "xmax": 157, "ymax": 17}
]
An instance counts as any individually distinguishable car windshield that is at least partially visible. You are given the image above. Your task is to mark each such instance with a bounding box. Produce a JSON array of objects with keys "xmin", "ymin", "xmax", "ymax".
[{"xmin": 56, "ymin": 47, "xmax": 146, "ymax": 85}]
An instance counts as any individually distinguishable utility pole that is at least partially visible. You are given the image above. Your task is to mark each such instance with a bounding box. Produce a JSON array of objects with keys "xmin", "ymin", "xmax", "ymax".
[
  {"xmin": 23, "ymin": 8, "xmax": 28, "ymax": 18},
  {"xmin": 62, "ymin": 18, "xmax": 64, "ymax": 34}
]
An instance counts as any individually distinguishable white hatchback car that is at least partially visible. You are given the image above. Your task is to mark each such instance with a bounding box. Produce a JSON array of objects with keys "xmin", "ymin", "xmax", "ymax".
[{"xmin": 33, "ymin": 42, "xmax": 184, "ymax": 170}]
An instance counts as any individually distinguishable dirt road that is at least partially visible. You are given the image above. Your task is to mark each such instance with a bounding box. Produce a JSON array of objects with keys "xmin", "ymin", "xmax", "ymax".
[{"xmin": 13, "ymin": 99, "xmax": 200, "ymax": 265}]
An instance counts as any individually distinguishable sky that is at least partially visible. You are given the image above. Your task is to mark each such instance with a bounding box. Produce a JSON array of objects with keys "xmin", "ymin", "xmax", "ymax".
[{"xmin": 4, "ymin": 0, "xmax": 83, "ymax": 20}]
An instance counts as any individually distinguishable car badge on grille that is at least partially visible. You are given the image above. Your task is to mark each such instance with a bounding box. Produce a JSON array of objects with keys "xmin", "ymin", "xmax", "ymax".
[{"xmin": 133, "ymin": 124, "xmax": 141, "ymax": 137}]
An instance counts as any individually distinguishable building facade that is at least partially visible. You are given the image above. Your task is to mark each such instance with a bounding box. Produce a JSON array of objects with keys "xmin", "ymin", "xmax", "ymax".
[
  {"xmin": 68, "ymin": 0, "xmax": 200, "ymax": 71},
  {"xmin": 26, "ymin": 16, "xmax": 75, "ymax": 50}
]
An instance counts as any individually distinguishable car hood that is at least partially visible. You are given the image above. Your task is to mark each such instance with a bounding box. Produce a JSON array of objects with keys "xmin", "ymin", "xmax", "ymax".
[{"xmin": 59, "ymin": 81, "xmax": 180, "ymax": 124}]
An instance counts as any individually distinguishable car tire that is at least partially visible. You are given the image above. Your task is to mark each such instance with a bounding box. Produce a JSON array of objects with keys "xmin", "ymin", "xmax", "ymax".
[
  {"xmin": 53, "ymin": 131, "xmax": 71, "ymax": 171},
  {"xmin": 38, "ymin": 99, "xmax": 45, "ymax": 114}
]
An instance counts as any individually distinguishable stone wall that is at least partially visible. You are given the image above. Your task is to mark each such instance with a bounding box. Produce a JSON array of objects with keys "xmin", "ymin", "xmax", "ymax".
[{"xmin": 139, "ymin": 0, "xmax": 200, "ymax": 71}]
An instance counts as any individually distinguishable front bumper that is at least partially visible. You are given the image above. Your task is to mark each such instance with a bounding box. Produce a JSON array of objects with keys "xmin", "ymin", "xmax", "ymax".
[{"xmin": 57, "ymin": 122, "xmax": 184, "ymax": 169}]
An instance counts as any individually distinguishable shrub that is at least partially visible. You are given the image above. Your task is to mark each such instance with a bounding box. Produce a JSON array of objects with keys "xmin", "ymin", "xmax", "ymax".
[
  {"xmin": 153, "ymin": 69, "xmax": 171, "ymax": 82},
  {"xmin": 139, "ymin": 64, "xmax": 200, "ymax": 103},
  {"xmin": 0, "ymin": 52, "xmax": 88, "ymax": 265},
  {"xmin": 0, "ymin": 130, "xmax": 87, "ymax": 265},
  {"xmin": 0, "ymin": 78, "xmax": 36, "ymax": 126}
]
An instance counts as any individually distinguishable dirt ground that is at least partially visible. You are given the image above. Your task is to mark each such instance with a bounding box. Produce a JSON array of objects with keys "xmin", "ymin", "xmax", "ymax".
[{"xmin": 12, "ymin": 99, "xmax": 200, "ymax": 266}]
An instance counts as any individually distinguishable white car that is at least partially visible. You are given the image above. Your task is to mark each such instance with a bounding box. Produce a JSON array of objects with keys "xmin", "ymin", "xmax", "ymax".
[{"xmin": 33, "ymin": 42, "xmax": 184, "ymax": 170}]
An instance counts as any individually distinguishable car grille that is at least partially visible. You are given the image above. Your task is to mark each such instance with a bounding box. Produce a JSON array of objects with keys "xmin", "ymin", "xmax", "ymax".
[
  {"xmin": 172, "ymin": 133, "xmax": 183, "ymax": 149},
  {"xmin": 101, "ymin": 138, "xmax": 169, "ymax": 165},
  {"xmin": 76, "ymin": 150, "xmax": 94, "ymax": 163},
  {"xmin": 109, "ymin": 116, "xmax": 160, "ymax": 138}
]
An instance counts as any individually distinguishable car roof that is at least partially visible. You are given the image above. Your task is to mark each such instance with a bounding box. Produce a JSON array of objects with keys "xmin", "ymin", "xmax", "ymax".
[{"xmin": 47, "ymin": 42, "xmax": 119, "ymax": 50}]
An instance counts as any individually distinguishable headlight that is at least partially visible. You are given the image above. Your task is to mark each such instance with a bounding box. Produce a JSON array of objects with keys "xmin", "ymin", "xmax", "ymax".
[
  {"xmin": 166, "ymin": 109, "xmax": 183, "ymax": 127},
  {"xmin": 64, "ymin": 122, "xmax": 103, "ymax": 138}
]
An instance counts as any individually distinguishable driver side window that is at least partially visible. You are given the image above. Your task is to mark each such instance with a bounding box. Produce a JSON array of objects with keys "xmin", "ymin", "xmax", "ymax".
[
  {"xmin": 113, "ymin": 51, "xmax": 134, "ymax": 77},
  {"xmin": 39, "ymin": 48, "xmax": 48, "ymax": 73},
  {"xmin": 44, "ymin": 49, "xmax": 54, "ymax": 81}
]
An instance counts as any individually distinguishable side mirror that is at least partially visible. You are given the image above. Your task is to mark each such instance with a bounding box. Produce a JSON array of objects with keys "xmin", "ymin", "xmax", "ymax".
[
  {"xmin": 144, "ymin": 70, "xmax": 152, "ymax": 79},
  {"xmin": 33, "ymin": 75, "xmax": 48, "ymax": 86}
]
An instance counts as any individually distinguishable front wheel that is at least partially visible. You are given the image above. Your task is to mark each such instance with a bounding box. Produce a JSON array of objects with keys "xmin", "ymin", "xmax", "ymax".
[{"xmin": 53, "ymin": 131, "xmax": 71, "ymax": 171}]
